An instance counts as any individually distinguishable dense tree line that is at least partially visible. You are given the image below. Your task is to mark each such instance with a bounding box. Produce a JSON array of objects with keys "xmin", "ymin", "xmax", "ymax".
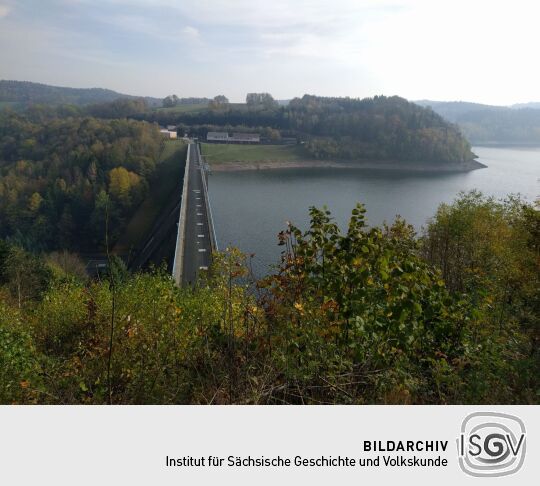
[
  {"xmin": 85, "ymin": 98, "xmax": 149, "ymax": 119},
  {"xmin": 0, "ymin": 110, "xmax": 162, "ymax": 251},
  {"xmin": 162, "ymin": 94, "xmax": 212, "ymax": 108},
  {"xmin": 1, "ymin": 98, "xmax": 151, "ymax": 120},
  {"xmin": 246, "ymin": 92, "xmax": 278, "ymax": 108},
  {"xmin": 140, "ymin": 95, "xmax": 474, "ymax": 163},
  {"xmin": 0, "ymin": 193, "xmax": 537, "ymax": 404},
  {"xmin": 208, "ymin": 95, "xmax": 230, "ymax": 109}
]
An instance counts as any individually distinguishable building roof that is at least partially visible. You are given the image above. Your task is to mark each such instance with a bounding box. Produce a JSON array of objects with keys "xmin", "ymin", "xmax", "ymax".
[
  {"xmin": 231, "ymin": 133, "xmax": 260, "ymax": 140},
  {"xmin": 159, "ymin": 129, "xmax": 177, "ymax": 138},
  {"xmin": 207, "ymin": 131, "xmax": 229, "ymax": 139}
]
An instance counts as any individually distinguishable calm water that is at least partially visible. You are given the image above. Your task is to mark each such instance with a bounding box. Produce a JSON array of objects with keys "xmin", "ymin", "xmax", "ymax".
[{"xmin": 209, "ymin": 146, "xmax": 540, "ymax": 275}]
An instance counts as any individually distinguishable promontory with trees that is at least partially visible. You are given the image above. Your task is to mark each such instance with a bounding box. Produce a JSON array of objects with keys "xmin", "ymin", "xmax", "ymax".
[{"xmin": 142, "ymin": 93, "xmax": 480, "ymax": 168}]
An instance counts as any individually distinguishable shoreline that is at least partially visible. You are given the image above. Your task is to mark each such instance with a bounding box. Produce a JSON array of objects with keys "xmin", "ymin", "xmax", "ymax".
[{"xmin": 210, "ymin": 159, "xmax": 487, "ymax": 172}]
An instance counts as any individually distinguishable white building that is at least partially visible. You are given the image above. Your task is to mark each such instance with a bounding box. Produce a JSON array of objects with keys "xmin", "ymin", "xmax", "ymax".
[
  {"xmin": 207, "ymin": 131, "xmax": 229, "ymax": 142},
  {"xmin": 160, "ymin": 129, "xmax": 177, "ymax": 139},
  {"xmin": 230, "ymin": 133, "xmax": 260, "ymax": 143},
  {"xmin": 206, "ymin": 131, "xmax": 261, "ymax": 143}
]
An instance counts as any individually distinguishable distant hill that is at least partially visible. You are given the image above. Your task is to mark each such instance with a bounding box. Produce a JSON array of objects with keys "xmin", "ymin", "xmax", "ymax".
[
  {"xmin": 511, "ymin": 102, "xmax": 540, "ymax": 109},
  {"xmin": 414, "ymin": 100, "xmax": 540, "ymax": 144},
  {"xmin": 414, "ymin": 100, "xmax": 503, "ymax": 123},
  {"xmin": 0, "ymin": 80, "xmax": 162, "ymax": 107}
]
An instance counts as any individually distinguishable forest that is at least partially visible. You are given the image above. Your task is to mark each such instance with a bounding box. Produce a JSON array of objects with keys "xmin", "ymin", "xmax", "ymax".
[
  {"xmin": 0, "ymin": 109, "xmax": 163, "ymax": 251},
  {"xmin": 0, "ymin": 192, "xmax": 538, "ymax": 404},
  {"xmin": 1, "ymin": 85, "xmax": 476, "ymax": 165}
]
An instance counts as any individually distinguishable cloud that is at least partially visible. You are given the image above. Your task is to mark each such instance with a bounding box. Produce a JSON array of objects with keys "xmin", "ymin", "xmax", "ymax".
[
  {"xmin": 84, "ymin": 8, "xmax": 202, "ymax": 46},
  {"xmin": 46, "ymin": 0, "xmax": 396, "ymax": 62},
  {"xmin": 0, "ymin": 5, "xmax": 11, "ymax": 18},
  {"xmin": 1, "ymin": 0, "xmax": 539, "ymax": 104},
  {"xmin": 181, "ymin": 25, "xmax": 199, "ymax": 39}
]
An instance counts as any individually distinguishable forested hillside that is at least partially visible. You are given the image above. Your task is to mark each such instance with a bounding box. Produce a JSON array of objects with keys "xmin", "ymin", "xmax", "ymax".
[
  {"xmin": 2, "ymin": 84, "xmax": 477, "ymax": 165},
  {"xmin": 290, "ymin": 96, "xmax": 473, "ymax": 163},
  {"xmin": 141, "ymin": 95, "xmax": 475, "ymax": 164},
  {"xmin": 0, "ymin": 110, "xmax": 162, "ymax": 251}
]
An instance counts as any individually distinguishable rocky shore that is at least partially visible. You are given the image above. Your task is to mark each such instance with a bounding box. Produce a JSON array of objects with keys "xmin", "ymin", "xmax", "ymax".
[{"xmin": 210, "ymin": 158, "xmax": 487, "ymax": 172}]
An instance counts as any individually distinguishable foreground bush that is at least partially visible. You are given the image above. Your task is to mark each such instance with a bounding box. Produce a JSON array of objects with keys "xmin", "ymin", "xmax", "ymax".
[{"xmin": 0, "ymin": 194, "xmax": 537, "ymax": 404}]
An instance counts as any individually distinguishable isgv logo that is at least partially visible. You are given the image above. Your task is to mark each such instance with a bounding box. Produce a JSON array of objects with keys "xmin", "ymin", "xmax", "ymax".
[{"xmin": 457, "ymin": 412, "xmax": 526, "ymax": 477}]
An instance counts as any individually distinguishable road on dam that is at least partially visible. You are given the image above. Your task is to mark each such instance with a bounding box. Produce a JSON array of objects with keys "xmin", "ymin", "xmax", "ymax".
[{"xmin": 173, "ymin": 143, "xmax": 213, "ymax": 285}]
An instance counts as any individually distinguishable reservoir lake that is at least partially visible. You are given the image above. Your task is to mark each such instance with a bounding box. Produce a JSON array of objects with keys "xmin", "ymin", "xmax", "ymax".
[{"xmin": 209, "ymin": 146, "xmax": 540, "ymax": 275}]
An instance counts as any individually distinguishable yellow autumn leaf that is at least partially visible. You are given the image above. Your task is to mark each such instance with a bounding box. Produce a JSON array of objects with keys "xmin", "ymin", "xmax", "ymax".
[{"xmin": 294, "ymin": 302, "xmax": 304, "ymax": 314}]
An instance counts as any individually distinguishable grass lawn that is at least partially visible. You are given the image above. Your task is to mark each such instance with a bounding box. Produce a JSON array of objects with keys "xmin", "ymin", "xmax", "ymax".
[
  {"xmin": 153, "ymin": 103, "xmax": 209, "ymax": 114},
  {"xmin": 114, "ymin": 139, "xmax": 186, "ymax": 254},
  {"xmin": 201, "ymin": 143, "xmax": 308, "ymax": 165},
  {"xmin": 153, "ymin": 102, "xmax": 249, "ymax": 115}
]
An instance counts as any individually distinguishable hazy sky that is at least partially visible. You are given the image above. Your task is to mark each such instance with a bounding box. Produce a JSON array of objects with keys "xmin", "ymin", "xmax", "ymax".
[{"xmin": 0, "ymin": 0, "xmax": 539, "ymax": 104}]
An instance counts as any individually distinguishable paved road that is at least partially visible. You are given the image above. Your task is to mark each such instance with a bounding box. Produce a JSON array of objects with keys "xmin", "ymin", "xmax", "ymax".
[{"xmin": 177, "ymin": 143, "xmax": 212, "ymax": 285}]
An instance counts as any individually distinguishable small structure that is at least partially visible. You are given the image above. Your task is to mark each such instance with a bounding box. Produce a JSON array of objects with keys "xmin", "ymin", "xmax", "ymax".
[
  {"xmin": 160, "ymin": 129, "xmax": 177, "ymax": 139},
  {"xmin": 230, "ymin": 133, "xmax": 260, "ymax": 144},
  {"xmin": 206, "ymin": 131, "xmax": 261, "ymax": 144},
  {"xmin": 207, "ymin": 131, "xmax": 229, "ymax": 142},
  {"xmin": 167, "ymin": 125, "xmax": 177, "ymax": 131}
]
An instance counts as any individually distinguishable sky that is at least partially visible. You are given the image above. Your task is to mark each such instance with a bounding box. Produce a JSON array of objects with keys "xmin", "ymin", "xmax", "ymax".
[{"xmin": 0, "ymin": 0, "xmax": 539, "ymax": 104}]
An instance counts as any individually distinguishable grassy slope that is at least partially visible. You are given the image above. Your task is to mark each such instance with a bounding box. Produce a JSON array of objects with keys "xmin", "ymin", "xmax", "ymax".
[
  {"xmin": 114, "ymin": 139, "xmax": 186, "ymax": 254},
  {"xmin": 201, "ymin": 143, "xmax": 308, "ymax": 165},
  {"xmin": 152, "ymin": 102, "xmax": 249, "ymax": 115},
  {"xmin": 153, "ymin": 103, "xmax": 209, "ymax": 114}
]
